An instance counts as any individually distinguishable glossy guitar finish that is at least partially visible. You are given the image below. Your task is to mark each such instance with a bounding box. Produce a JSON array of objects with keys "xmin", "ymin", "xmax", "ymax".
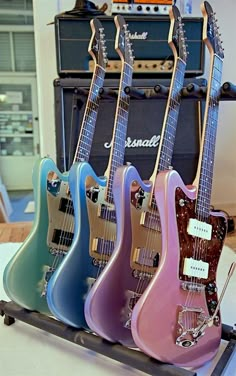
[
  {"xmin": 131, "ymin": 2, "xmax": 226, "ymax": 367},
  {"xmin": 84, "ymin": 5, "xmax": 187, "ymax": 346},
  {"xmin": 3, "ymin": 18, "xmax": 107, "ymax": 314},
  {"xmin": 131, "ymin": 169, "xmax": 227, "ymax": 367},
  {"xmin": 85, "ymin": 165, "xmax": 152, "ymax": 345},
  {"xmin": 46, "ymin": 162, "xmax": 107, "ymax": 328},
  {"xmin": 3, "ymin": 158, "xmax": 68, "ymax": 314},
  {"xmin": 46, "ymin": 15, "xmax": 134, "ymax": 328}
]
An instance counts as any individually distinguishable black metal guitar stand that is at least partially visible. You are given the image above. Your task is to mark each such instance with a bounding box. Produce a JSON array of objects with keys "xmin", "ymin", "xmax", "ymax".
[
  {"xmin": 1, "ymin": 299, "xmax": 236, "ymax": 376},
  {"xmin": 0, "ymin": 300, "xmax": 196, "ymax": 376}
]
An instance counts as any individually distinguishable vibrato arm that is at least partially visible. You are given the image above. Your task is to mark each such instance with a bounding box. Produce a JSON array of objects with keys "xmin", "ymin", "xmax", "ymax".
[{"xmin": 208, "ymin": 262, "xmax": 236, "ymax": 327}]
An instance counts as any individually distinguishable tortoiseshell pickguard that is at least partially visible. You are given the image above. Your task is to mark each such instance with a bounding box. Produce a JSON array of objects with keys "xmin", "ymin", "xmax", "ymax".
[{"xmin": 175, "ymin": 187, "xmax": 227, "ymax": 319}]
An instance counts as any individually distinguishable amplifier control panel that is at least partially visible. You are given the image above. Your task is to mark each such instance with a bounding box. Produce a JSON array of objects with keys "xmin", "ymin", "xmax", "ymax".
[
  {"xmin": 89, "ymin": 59, "xmax": 174, "ymax": 73},
  {"xmin": 111, "ymin": 3, "xmax": 171, "ymax": 15}
]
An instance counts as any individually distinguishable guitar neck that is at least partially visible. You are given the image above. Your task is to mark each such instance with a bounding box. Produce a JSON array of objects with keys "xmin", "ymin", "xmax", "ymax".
[
  {"xmin": 150, "ymin": 57, "xmax": 186, "ymax": 208},
  {"xmin": 105, "ymin": 62, "xmax": 133, "ymax": 203},
  {"xmin": 195, "ymin": 54, "xmax": 223, "ymax": 219},
  {"xmin": 73, "ymin": 65, "xmax": 106, "ymax": 164}
]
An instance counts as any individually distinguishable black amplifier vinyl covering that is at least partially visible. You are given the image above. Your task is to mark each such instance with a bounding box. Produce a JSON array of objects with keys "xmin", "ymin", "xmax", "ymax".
[
  {"xmin": 54, "ymin": 77, "xmax": 206, "ymax": 185},
  {"xmin": 54, "ymin": 14, "xmax": 205, "ymax": 78}
]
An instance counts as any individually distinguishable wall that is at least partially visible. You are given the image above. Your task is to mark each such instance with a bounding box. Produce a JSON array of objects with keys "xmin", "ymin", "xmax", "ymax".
[{"xmin": 33, "ymin": 0, "xmax": 236, "ymax": 214}]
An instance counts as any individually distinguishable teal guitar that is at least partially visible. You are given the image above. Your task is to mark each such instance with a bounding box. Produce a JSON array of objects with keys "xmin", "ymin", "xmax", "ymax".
[
  {"xmin": 46, "ymin": 15, "xmax": 134, "ymax": 328},
  {"xmin": 3, "ymin": 18, "xmax": 107, "ymax": 314}
]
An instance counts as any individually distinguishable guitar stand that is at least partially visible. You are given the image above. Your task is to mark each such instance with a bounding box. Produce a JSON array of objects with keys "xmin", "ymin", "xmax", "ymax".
[
  {"xmin": 0, "ymin": 300, "xmax": 195, "ymax": 376},
  {"xmin": 1, "ymin": 300, "xmax": 235, "ymax": 376},
  {"xmin": 96, "ymin": 80, "xmax": 236, "ymax": 101}
]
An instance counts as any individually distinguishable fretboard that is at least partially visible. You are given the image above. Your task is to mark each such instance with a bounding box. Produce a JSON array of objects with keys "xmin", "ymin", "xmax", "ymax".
[
  {"xmin": 196, "ymin": 55, "xmax": 223, "ymax": 220},
  {"xmin": 105, "ymin": 62, "xmax": 133, "ymax": 203},
  {"xmin": 73, "ymin": 65, "xmax": 106, "ymax": 164},
  {"xmin": 151, "ymin": 57, "xmax": 186, "ymax": 209}
]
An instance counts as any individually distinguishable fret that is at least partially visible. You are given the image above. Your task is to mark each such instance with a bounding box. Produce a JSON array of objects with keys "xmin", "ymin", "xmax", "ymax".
[
  {"xmin": 73, "ymin": 65, "xmax": 106, "ymax": 163},
  {"xmin": 105, "ymin": 61, "xmax": 133, "ymax": 203},
  {"xmin": 149, "ymin": 58, "xmax": 186, "ymax": 209},
  {"xmin": 195, "ymin": 55, "xmax": 223, "ymax": 218}
]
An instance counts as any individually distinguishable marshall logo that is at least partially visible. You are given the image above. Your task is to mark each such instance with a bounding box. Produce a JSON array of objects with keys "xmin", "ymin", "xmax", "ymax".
[
  {"xmin": 129, "ymin": 32, "xmax": 148, "ymax": 40},
  {"xmin": 104, "ymin": 135, "xmax": 160, "ymax": 149}
]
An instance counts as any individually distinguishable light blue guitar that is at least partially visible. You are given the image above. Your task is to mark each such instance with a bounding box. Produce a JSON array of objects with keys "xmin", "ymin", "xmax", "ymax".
[
  {"xmin": 3, "ymin": 18, "xmax": 107, "ymax": 314},
  {"xmin": 46, "ymin": 15, "xmax": 134, "ymax": 328}
]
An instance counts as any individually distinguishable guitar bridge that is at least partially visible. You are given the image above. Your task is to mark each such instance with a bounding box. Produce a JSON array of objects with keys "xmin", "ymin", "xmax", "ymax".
[
  {"xmin": 122, "ymin": 290, "xmax": 142, "ymax": 329},
  {"xmin": 176, "ymin": 306, "xmax": 209, "ymax": 348}
]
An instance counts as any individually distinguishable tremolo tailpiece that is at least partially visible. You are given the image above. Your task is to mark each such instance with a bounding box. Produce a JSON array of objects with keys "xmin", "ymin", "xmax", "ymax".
[{"xmin": 176, "ymin": 262, "xmax": 236, "ymax": 348}]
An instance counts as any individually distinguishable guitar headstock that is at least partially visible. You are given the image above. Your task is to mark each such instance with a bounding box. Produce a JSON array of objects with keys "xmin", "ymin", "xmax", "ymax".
[
  {"xmin": 89, "ymin": 18, "xmax": 108, "ymax": 69},
  {"xmin": 169, "ymin": 5, "xmax": 187, "ymax": 62},
  {"xmin": 114, "ymin": 15, "xmax": 134, "ymax": 66},
  {"xmin": 201, "ymin": 1, "xmax": 224, "ymax": 58}
]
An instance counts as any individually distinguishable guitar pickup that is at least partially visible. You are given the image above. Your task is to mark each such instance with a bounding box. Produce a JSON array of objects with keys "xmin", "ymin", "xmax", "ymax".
[
  {"xmin": 52, "ymin": 229, "xmax": 74, "ymax": 248},
  {"xmin": 92, "ymin": 237, "xmax": 115, "ymax": 256},
  {"xmin": 133, "ymin": 247, "xmax": 159, "ymax": 268},
  {"xmin": 183, "ymin": 257, "xmax": 209, "ymax": 279},
  {"xmin": 140, "ymin": 211, "xmax": 161, "ymax": 231},
  {"xmin": 187, "ymin": 218, "xmax": 212, "ymax": 240},
  {"xmin": 59, "ymin": 197, "xmax": 74, "ymax": 216},
  {"xmin": 98, "ymin": 204, "xmax": 116, "ymax": 223}
]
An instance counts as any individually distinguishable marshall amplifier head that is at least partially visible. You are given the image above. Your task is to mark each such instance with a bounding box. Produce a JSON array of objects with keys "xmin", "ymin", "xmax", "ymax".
[
  {"xmin": 54, "ymin": 14, "xmax": 205, "ymax": 77},
  {"xmin": 111, "ymin": 0, "xmax": 173, "ymax": 16}
]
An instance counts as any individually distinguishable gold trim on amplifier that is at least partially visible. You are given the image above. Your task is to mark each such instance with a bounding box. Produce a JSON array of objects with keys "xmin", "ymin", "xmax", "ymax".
[{"xmin": 89, "ymin": 59, "xmax": 174, "ymax": 73}]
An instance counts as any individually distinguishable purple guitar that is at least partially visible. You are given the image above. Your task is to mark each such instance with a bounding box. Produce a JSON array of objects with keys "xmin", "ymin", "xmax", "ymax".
[
  {"xmin": 84, "ymin": 5, "xmax": 187, "ymax": 347},
  {"xmin": 131, "ymin": 1, "xmax": 229, "ymax": 368}
]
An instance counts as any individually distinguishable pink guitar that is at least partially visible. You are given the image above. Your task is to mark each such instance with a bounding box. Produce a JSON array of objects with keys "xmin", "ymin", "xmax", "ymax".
[
  {"xmin": 131, "ymin": 1, "xmax": 229, "ymax": 368},
  {"xmin": 85, "ymin": 5, "xmax": 187, "ymax": 347}
]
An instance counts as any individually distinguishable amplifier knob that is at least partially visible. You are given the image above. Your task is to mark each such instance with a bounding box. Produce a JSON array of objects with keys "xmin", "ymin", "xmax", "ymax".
[
  {"xmin": 137, "ymin": 5, "xmax": 142, "ymax": 11},
  {"xmin": 154, "ymin": 6, "xmax": 159, "ymax": 12}
]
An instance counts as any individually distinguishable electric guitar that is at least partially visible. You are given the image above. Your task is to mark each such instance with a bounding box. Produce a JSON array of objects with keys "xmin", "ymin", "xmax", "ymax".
[
  {"xmin": 46, "ymin": 15, "xmax": 134, "ymax": 329},
  {"xmin": 84, "ymin": 5, "xmax": 187, "ymax": 347},
  {"xmin": 3, "ymin": 18, "xmax": 107, "ymax": 314},
  {"xmin": 131, "ymin": 1, "xmax": 228, "ymax": 367}
]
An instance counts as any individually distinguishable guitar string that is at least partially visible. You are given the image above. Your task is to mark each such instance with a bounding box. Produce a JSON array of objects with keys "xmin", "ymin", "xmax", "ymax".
[
  {"xmin": 95, "ymin": 62, "xmax": 133, "ymax": 281},
  {"xmin": 95, "ymin": 90, "xmax": 130, "ymax": 278},
  {"xmin": 97, "ymin": 64, "xmax": 132, "ymax": 277},
  {"xmin": 45, "ymin": 65, "xmax": 106, "ymax": 292},
  {"xmin": 185, "ymin": 56, "xmax": 223, "ymax": 329},
  {"xmin": 136, "ymin": 100, "xmax": 183, "ymax": 297},
  {"xmin": 48, "ymin": 70, "xmax": 103, "ymax": 277},
  {"xmin": 134, "ymin": 62, "xmax": 184, "ymax": 298},
  {"xmin": 134, "ymin": 61, "xmax": 185, "ymax": 299},
  {"xmin": 185, "ymin": 13, "xmax": 224, "ymax": 330}
]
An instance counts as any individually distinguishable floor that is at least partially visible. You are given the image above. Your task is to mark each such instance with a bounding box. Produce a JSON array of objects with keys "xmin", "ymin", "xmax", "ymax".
[{"xmin": 8, "ymin": 190, "xmax": 34, "ymax": 222}]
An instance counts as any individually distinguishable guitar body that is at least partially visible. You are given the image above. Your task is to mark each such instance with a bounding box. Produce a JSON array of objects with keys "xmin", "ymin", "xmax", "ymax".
[
  {"xmin": 3, "ymin": 157, "xmax": 69, "ymax": 314},
  {"xmin": 46, "ymin": 161, "xmax": 108, "ymax": 328},
  {"xmin": 131, "ymin": 169, "xmax": 227, "ymax": 368},
  {"xmin": 85, "ymin": 165, "xmax": 153, "ymax": 346}
]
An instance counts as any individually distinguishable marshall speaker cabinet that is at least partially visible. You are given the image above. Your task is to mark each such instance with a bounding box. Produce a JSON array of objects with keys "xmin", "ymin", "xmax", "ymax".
[
  {"xmin": 54, "ymin": 14, "xmax": 205, "ymax": 78},
  {"xmin": 54, "ymin": 77, "xmax": 206, "ymax": 185}
]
